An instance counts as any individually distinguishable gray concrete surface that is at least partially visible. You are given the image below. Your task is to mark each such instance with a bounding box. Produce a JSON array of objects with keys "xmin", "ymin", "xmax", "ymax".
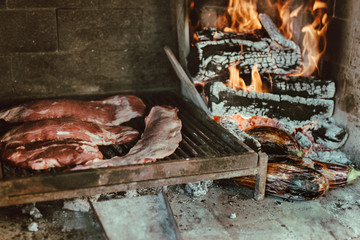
[
  {"xmin": 0, "ymin": 180, "xmax": 359, "ymax": 240},
  {"xmin": 167, "ymin": 180, "xmax": 360, "ymax": 240}
]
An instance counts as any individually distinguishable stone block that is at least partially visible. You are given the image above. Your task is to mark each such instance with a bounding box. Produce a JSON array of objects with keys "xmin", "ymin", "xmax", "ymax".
[
  {"xmin": 10, "ymin": 51, "xmax": 102, "ymax": 99},
  {"xmin": 324, "ymin": 18, "xmax": 352, "ymax": 66},
  {"xmin": 350, "ymin": 38, "xmax": 360, "ymax": 71},
  {"xmin": 335, "ymin": 67, "xmax": 360, "ymax": 116},
  {"xmin": 99, "ymin": 50, "xmax": 178, "ymax": 92},
  {"xmin": 100, "ymin": 0, "xmax": 141, "ymax": 8},
  {"xmin": 0, "ymin": 56, "xmax": 14, "ymax": 100},
  {"xmin": 0, "ymin": 10, "xmax": 57, "ymax": 53},
  {"xmin": 7, "ymin": 0, "xmax": 98, "ymax": 8},
  {"xmin": 334, "ymin": 0, "xmax": 360, "ymax": 22},
  {"xmin": 58, "ymin": 9, "xmax": 143, "ymax": 51},
  {"xmin": 0, "ymin": 0, "xmax": 5, "ymax": 8}
]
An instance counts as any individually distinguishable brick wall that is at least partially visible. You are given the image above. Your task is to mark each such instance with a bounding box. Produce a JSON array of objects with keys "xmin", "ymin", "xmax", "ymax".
[
  {"xmin": 322, "ymin": 0, "xmax": 360, "ymax": 164},
  {"xmin": 0, "ymin": 0, "xmax": 179, "ymax": 102}
]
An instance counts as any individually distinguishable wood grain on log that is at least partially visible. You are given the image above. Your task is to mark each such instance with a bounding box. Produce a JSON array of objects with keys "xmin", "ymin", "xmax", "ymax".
[
  {"xmin": 204, "ymin": 74, "xmax": 336, "ymax": 98},
  {"xmin": 206, "ymin": 82, "xmax": 334, "ymax": 127},
  {"xmin": 263, "ymin": 75, "xmax": 336, "ymax": 98},
  {"xmin": 187, "ymin": 14, "xmax": 302, "ymax": 83}
]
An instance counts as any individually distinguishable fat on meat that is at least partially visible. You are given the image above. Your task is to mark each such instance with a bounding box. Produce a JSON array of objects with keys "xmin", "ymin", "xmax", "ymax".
[
  {"xmin": 71, "ymin": 105, "xmax": 182, "ymax": 170},
  {"xmin": 0, "ymin": 95, "xmax": 146, "ymax": 126},
  {"xmin": 0, "ymin": 118, "xmax": 140, "ymax": 146},
  {"xmin": 1, "ymin": 140, "xmax": 103, "ymax": 170}
]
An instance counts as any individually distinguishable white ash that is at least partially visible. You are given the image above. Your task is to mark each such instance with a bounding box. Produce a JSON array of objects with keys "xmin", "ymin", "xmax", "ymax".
[
  {"xmin": 295, "ymin": 132, "xmax": 313, "ymax": 150},
  {"xmin": 219, "ymin": 118, "xmax": 261, "ymax": 151},
  {"xmin": 63, "ymin": 198, "xmax": 91, "ymax": 212},
  {"xmin": 210, "ymin": 82, "xmax": 334, "ymax": 127},
  {"xmin": 21, "ymin": 204, "xmax": 43, "ymax": 219},
  {"xmin": 229, "ymin": 213, "xmax": 237, "ymax": 219},
  {"xmin": 28, "ymin": 222, "xmax": 39, "ymax": 232},
  {"xmin": 278, "ymin": 124, "xmax": 296, "ymax": 135},
  {"xmin": 259, "ymin": 13, "xmax": 299, "ymax": 50},
  {"xmin": 88, "ymin": 194, "xmax": 101, "ymax": 203},
  {"xmin": 306, "ymin": 150, "xmax": 353, "ymax": 166},
  {"xmin": 185, "ymin": 181, "xmax": 213, "ymax": 197},
  {"xmin": 301, "ymin": 117, "xmax": 348, "ymax": 150},
  {"xmin": 125, "ymin": 189, "xmax": 139, "ymax": 198},
  {"xmin": 274, "ymin": 79, "xmax": 335, "ymax": 98}
]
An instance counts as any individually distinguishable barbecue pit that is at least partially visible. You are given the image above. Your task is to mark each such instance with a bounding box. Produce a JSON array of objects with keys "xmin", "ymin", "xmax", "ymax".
[{"xmin": 0, "ymin": 0, "xmax": 359, "ymax": 238}]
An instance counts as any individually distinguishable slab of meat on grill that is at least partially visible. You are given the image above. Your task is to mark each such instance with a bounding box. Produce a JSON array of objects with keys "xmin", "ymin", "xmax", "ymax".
[
  {"xmin": 1, "ymin": 140, "xmax": 103, "ymax": 170},
  {"xmin": 0, "ymin": 95, "xmax": 146, "ymax": 126},
  {"xmin": 71, "ymin": 105, "xmax": 182, "ymax": 170},
  {"xmin": 0, "ymin": 118, "xmax": 140, "ymax": 146}
]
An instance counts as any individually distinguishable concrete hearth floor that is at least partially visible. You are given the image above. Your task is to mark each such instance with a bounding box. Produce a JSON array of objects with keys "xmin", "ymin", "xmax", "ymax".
[{"xmin": 0, "ymin": 179, "xmax": 360, "ymax": 240}]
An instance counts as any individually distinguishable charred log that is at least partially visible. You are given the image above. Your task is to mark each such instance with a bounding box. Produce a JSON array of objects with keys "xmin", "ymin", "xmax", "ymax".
[
  {"xmin": 204, "ymin": 74, "xmax": 336, "ymax": 98},
  {"xmin": 301, "ymin": 118, "xmax": 348, "ymax": 150},
  {"xmin": 207, "ymin": 82, "xmax": 334, "ymax": 127},
  {"xmin": 267, "ymin": 75, "xmax": 335, "ymax": 98},
  {"xmin": 217, "ymin": 117, "xmax": 262, "ymax": 152},
  {"xmin": 187, "ymin": 13, "xmax": 302, "ymax": 83}
]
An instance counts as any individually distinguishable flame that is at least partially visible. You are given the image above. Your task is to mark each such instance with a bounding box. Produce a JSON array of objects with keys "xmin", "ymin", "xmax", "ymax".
[
  {"xmin": 226, "ymin": 63, "xmax": 270, "ymax": 93},
  {"xmin": 227, "ymin": 64, "xmax": 247, "ymax": 91},
  {"xmin": 270, "ymin": 0, "xmax": 329, "ymax": 76},
  {"xmin": 299, "ymin": 1, "xmax": 329, "ymax": 76},
  {"xmin": 225, "ymin": 0, "xmax": 262, "ymax": 32}
]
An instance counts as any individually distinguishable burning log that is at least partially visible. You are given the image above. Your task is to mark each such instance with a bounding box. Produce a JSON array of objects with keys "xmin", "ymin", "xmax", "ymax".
[
  {"xmin": 187, "ymin": 13, "xmax": 302, "ymax": 83},
  {"xmin": 264, "ymin": 75, "xmax": 336, "ymax": 98},
  {"xmin": 217, "ymin": 117, "xmax": 262, "ymax": 152},
  {"xmin": 206, "ymin": 74, "xmax": 336, "ymax": 98},
  {"xmin": 207, "ymin": 82, "xmax": 334, "ymax": 127}
]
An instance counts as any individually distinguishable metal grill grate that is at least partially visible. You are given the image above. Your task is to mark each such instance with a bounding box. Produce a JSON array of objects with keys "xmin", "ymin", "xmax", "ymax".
[{"xmin": 0, "ymin": 91, "xmax": 250, "ymax": 180}]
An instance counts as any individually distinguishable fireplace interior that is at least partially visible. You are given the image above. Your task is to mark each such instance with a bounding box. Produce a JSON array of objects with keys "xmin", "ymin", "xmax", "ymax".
[{"xmin": 0, "ymin": 0, "xmax": 359, "ymax": 239}]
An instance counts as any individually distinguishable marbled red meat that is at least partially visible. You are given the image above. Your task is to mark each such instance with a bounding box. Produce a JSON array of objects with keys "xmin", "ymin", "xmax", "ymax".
[
  {"xmin": 0, "ymin": 118, "xmax": 139, "ymax": 146},
  {"xmin": 72, "ymin": 105, "xmax": 182, "ymax": 170},
  {"xmin": 1, "ymin": 140, "xmax": 103, "ymax": 170},
  {"xmin": 0, "ymin": 95, "xmax": 146, "ymax": 126}
]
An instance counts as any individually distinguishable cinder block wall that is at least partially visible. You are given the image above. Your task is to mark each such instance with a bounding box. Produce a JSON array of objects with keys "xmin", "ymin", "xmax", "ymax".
[
  {"xmin": 323, "ymin": 0, "xmax": 360, "ymax": 164},
  {"xmin": 0, "ymin": 0, "xmax": 179, "ymax": 102}
]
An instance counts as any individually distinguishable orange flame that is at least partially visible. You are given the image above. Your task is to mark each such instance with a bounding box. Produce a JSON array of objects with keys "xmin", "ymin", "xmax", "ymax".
[
  {"xmin": 271, "ymin": 0, "xmax": 329, "ymax": 76},
  {"xmin": 299, "ymin": 1, "xmax": 329, "ymax": 76},
  {"xmin": 224, "ymin": 0, "xmax": 262, "ymax": 32},
  {"xmin": 226, "ymin": 63, "xmax": 270, "ymax": 93}
]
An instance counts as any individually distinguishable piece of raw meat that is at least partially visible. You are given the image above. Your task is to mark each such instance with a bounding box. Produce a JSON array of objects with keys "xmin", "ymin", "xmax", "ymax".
[
  {"xmin": 0, "ymin": 118, "xmax": 139, "ymax": 146},
  {"xmin": 1, "ymin": 140, "xmax": 103, "ymax": 170},
  {"xmin": 71, "ymin": 105, "xmax": 182, "ymax": 170},
  {"xmin": 0, "ymin": 95, "xmax": 146, "ymax": 126}
]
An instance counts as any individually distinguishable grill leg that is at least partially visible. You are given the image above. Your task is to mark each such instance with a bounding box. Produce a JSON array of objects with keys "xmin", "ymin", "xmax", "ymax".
[{"xmin": 254, "ymin": 152, "xmax": 268, "ymax": 200}]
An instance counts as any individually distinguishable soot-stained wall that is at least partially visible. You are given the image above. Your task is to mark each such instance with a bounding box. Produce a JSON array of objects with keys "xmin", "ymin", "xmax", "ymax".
[
  {"xmin": 0, "ymin": 0, "xmax": 179, "ymax": 102},
  {"xmin": 323, "ymin": 0, "xmax": 360, "ymax": 164}
]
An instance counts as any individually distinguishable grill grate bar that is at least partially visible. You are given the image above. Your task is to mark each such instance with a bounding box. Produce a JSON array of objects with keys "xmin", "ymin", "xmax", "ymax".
[
  {"xmin": 160, "ymin": 94, "xmax": 239, "ymax": 155},
  {"xmin": 0, "ymin": 91, "xmax": 251, "ymax": 179}
]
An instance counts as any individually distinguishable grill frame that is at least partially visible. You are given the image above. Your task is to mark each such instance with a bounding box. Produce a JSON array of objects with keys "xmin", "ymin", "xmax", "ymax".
[{"xmin": 0, "ymin": 91, "xmax": 267, "ymax": 207}]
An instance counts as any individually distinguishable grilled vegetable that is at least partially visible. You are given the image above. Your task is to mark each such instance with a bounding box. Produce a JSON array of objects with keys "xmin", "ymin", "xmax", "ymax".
[
  {"xmin": 234, "ymin": 162, "xmax": 329, "ymax": 200},
  {"xmin": 269, "ymin": 155, "xmax": 360, "ymax": 188},
  {"xmin": 244, "ymin": 126, "xmax": 304, "ymax": 157}
]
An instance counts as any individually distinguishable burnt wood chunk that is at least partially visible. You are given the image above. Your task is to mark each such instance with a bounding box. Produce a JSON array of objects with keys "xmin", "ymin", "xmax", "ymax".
[
  {"xmin": 206, "ymin": 74, "xmax": 336, "ymax": 98},
  {"xmin": 187, "ymin": 13, "xmax": 302, "ymax": 83},
  {"xmin": 207, "ymin": 82, "xmax": 334, "ymax": 127},
  {"xmin": 266, "ymin": 75, "xmax": 336, "ymax": 98}
]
